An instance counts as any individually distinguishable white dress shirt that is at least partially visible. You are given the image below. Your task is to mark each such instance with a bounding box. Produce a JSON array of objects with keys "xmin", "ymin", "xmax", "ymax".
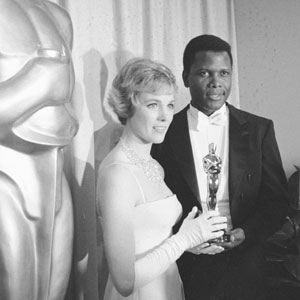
[{"xmin": 188, "ymin": 103, "xmax": 232, "ymax": 231}]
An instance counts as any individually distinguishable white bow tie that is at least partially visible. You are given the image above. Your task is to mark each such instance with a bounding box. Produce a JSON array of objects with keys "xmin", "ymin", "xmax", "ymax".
[{"xmin": 196, "ymin": 112, "xmax": 226, "ymax": 131}]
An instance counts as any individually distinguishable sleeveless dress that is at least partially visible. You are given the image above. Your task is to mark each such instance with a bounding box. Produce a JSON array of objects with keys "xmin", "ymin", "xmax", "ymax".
[{"xmin": 102, "ymin": 164, "xmax": 185, "ymax": 300}]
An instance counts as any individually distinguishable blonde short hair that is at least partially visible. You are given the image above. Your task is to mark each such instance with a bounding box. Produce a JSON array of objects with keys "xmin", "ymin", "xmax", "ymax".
[{"xmin": 108, "ymin": 58, "xmax": 177, "ymax": 125}]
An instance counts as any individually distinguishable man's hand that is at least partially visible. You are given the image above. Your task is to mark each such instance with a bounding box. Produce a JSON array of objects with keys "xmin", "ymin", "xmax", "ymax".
[
  {"xmin": 187, "ymin": 242, "xmax": 224, "ymax": 255},
  {"xmin": 187, "ymin": 228, "xmax": 245, "ymax": 254},
  {"xmin": 221, "ymin": 228, "xmax": 245, "ymax": 250}
]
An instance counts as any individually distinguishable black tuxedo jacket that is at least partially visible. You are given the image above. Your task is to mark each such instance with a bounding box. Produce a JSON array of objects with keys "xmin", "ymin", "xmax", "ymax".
[{"xmin": 152, "ymin": 103, "xmax": 289, "ymax": 245}]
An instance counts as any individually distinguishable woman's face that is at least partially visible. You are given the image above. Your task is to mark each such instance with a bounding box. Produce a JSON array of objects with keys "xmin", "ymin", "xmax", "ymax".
[{"xmin": 127, "ymin": 90, "xmax": 175, "ymax": 144}]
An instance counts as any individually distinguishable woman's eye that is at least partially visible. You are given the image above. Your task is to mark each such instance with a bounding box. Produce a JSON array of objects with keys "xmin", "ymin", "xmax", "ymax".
[
  {"xmin": 168, "ymin": 103, "xmax": 174, "ymax": 109},
  {"xmin": 147, "ymin": 103, "xmax": 158, "ymax": 109}
]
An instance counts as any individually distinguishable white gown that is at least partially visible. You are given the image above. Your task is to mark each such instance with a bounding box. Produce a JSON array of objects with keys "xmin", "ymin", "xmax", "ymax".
[{"xmin": 103, "ymin": 193, "xmax": 185, "ymax": 300}]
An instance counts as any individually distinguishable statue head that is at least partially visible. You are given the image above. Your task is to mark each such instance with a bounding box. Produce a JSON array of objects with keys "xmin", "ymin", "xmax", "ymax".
[{"xmin": 203, "ymin": 143, "xmax": 222, "ymax": 175}]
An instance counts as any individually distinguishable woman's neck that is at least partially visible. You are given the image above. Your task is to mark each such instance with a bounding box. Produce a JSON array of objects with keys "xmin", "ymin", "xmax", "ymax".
[{"xmin": 120, "ymin": 131, "xmax": 152, "ymax": 160}]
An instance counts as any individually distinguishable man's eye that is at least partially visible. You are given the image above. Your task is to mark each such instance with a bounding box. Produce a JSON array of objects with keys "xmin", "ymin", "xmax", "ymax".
[
  {"xmin": 198, "ymin": 71, "xmax": 208, "ymax": 77},
  {"xmin": 168, "ymin": 103, "xmax": 174, "ymax": 109},
  {"xmin": 221, "ymin": 70, "xmax": 230, "ymax": 77}
]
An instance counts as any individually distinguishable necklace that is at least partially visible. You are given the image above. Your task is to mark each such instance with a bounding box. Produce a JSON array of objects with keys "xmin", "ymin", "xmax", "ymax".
[{"xmin": 120, "ymin": 138, "xmax": 164, "ymax": 185}]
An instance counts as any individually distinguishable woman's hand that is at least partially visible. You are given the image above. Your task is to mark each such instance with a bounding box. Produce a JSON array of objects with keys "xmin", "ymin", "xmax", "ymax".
[
  {"xmin": 188, "ymin": 242, "xmax": 224, "ymax": 255},
  {"xmin": 176, "ymin": 207, "xmax": 227, "ymax": 250}
]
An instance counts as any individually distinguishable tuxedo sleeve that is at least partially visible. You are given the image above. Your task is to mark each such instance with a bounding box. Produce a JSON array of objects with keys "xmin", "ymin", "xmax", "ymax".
[{"xmin": 240, "ymin": 120, "xmax": 289, "ymax": 245}]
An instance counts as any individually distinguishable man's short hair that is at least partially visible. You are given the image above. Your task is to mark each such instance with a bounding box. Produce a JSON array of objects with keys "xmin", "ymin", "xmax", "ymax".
[{"xmin": 183, "ymin": 34, "xmax": 233, "ymax": 72}]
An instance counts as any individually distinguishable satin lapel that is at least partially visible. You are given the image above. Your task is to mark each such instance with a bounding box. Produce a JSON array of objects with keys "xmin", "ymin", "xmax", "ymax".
[
  {"xmin": 228, "ymin": 104, "xmax": 249, "ymax": 203},
  {"xmin": 169, "ymin": 107, "xmax": 200, "ymax": 203}
]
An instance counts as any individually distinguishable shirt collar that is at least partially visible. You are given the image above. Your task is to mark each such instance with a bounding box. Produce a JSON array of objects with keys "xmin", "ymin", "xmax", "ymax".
[{"xmin": 189, "ymin": 103, "xmax": 227, "ymax": 122}]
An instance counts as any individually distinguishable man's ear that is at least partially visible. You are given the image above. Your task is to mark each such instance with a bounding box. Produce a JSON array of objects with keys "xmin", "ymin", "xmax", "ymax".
[{"xmin": 182, "ymin": 70, "xmax": 189, "ymax": 88}]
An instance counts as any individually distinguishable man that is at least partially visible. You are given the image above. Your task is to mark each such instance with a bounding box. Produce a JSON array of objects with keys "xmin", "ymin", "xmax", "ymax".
[{"xmin": 152, "ymin": 34, "xmax": 289, "ymax": 300}]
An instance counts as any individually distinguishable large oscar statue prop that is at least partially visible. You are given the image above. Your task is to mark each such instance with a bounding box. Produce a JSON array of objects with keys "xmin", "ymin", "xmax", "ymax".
[
  {"xmin": 0, "ymin": 1, "xmax": 78, "ymax": 299},
  {"xmin": 203, "ymin": 143, "xmax": 230, "ymax": 243}
]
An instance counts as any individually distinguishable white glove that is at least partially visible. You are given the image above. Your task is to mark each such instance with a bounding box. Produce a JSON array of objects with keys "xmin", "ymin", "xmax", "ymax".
[
  {"xmin": 174, "ymin": 207, "xmax": 227, "ymax": 250},
  {"xmin": 134, "ymin": 207, "xmax": 227, "ymax": 289}
]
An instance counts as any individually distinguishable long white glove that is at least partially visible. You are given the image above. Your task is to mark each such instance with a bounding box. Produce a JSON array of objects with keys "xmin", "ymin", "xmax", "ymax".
[
  {"xmin": 175, "ymin": 207, "xmax": 227, "ymax": 249},
  {"xmin": 134, "ymin": 207, "xmax": 227, "ymax": 289}
]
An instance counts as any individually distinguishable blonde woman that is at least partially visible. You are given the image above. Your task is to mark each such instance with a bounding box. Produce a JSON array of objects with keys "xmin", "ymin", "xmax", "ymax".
[{"xmin": 97, "ymin": 58, "xmax": 227, "ymax": 300}]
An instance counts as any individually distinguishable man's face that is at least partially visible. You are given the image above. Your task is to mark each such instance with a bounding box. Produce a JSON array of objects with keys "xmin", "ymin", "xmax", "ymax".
[{"xmin": 183, "ymin": 51, "xmax": 232, "ymax": 116}]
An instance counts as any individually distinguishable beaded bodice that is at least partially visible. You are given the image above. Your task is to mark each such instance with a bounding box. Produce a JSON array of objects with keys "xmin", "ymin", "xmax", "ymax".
[{"xmin": 120, "ymin": 138, "xmax": 164, "ymax": 185}]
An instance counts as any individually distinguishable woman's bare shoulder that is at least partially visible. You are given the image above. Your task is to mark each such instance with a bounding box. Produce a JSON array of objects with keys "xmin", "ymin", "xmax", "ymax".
[
  {"xmin": 97, "ymin": 146, "xmax": 140, "ymax": 209},
  {"xmin": 97, "ymin": 145, "xmax": 130, "ymax": 176}
]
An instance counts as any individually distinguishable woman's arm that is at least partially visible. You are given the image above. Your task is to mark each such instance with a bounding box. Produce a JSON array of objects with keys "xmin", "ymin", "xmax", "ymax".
[
  {"xmin": 97, "ymin": 164, "xmax": 138, "ymax": 296},
  {"xmin": 97, "ymin": 164, "xmax": 227, "ymax": 296}
]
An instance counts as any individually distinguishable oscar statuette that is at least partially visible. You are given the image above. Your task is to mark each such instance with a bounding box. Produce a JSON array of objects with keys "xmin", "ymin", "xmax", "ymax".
[{"xmin": 203, "ymin": 143, "xmax": 230, "ymax": 243}]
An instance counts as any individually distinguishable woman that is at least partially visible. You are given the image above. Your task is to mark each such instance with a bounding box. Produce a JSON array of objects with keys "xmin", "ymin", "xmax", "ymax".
[{"xmin": 97, "ymin": 58, "xmax": 227, "ymax": 300}]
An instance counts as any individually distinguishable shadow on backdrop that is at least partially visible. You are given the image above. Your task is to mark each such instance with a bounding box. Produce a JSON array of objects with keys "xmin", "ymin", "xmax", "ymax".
[{"xmin": 94, "ymin": 50, "xmax": 136, "ymax": 299}]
